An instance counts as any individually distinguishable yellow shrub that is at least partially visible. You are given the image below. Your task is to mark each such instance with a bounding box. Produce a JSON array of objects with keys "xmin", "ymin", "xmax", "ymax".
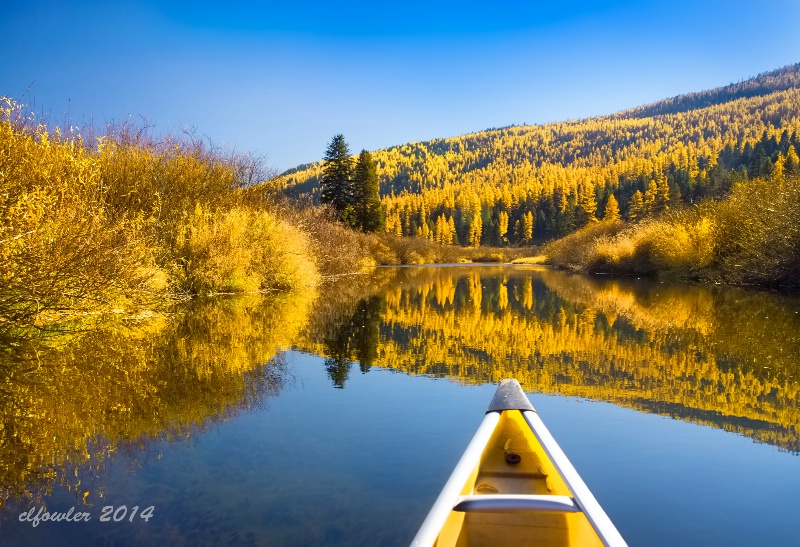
[
  {"xmin": 714, "ymin": 176, "xmax": 800, "ymax": 286},
  {"xmin": 366, "ymin": 239, "xmax": 397, "ymax": 266},
  {"xmin": 593, "ymin": 233, "xmax": 636, "ymax": 266},
  {"xmin": 0, "ymin": 101, "xmax": 154, "ymax": 325},
  {"xmin": 173, "ymin": 205, "xmax": 318, "ymax": 294},
  {"xmin": 543, "ymin": 220, "xmax": 625, "ymax": 270},
  {"xmin": 647, "ymin": 217, "xmax": 716, "ymax": 273},
  {"xmin": 0, "ymin": 98, "xmax": 322, "ymax": 328},
  {"xmin": 542, "ymin": 174, "xmax": 799, "ymax": 288}
]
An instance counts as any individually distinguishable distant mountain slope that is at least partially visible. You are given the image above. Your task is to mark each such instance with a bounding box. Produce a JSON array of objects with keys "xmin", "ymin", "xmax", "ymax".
[
  {"xmin": 278, "ymin": 63, "xmax": 800, "ymax": 246},
  {"xmin": 617, "ymin": 63, "xmax": 800, "ymax": 119}
]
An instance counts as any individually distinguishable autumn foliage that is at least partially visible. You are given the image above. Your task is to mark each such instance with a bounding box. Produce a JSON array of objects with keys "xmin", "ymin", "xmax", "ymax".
[
  {"xmin": 0, "ymin": 98, "xmax": 319, "ymax": 331},
  {"xmin": 543, "ymin": 173, "xmax": 800, "ymax": 288},
  {"xmin": 281, "ymin": 64, "xmax": 800, "ymax": 251}
]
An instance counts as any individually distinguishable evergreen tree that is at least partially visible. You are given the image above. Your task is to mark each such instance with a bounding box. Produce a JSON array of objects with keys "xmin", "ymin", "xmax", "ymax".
[
  {"xmin": 779, "ymin": 129, "xmax": 790, "ymax": 153},
  {"xmin": 749, "ymin": 143, "xmax": 767, "ymax": 176},
  {"xmin": 758, "ymin": 156, "xmax": 774, "ymax": 178},
  {"xmin": 654, "ymin": 178, "xmax": 670, "ymax": 214},
  {"xmin": 352, "ymin": 150, "xmax": 385, "ymax": 233},
  {"xmin": 742, "ymin": 142, "xmax": 754, "ymax": 170},
  {"xmin": 513, "ymin": 219, "xmax": 522, "ymax": 243},
  {"xmin": 447, "ymin": 216, "xmax": 456, "ymax": 245},
  {"xmin": 320, "ymin": 134, "xmax": 354, "ymax": 223},
  {"xmin": 668, "ymin": 181, "xmax": 683, "ymax": 207}
]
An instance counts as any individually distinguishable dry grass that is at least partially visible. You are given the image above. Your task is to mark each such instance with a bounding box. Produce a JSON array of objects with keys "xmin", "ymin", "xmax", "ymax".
[
  {"xmin": 265, "ymin": 202, "xmax": 376, "ymax": 277},
  {"xmin": 372, "ymin": 234, "xmax": 467, "ymax": 265},
  {"xmin": 262, "ymin": 198, "xmax": 533, "ymax": 272},
  {"xmin": 511, "ymin": 255, "xmax": 548, "ymax": 265}
]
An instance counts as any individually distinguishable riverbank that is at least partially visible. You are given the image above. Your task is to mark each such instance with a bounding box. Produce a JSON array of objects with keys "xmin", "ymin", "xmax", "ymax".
[
  {"xmin": 0, "ymin": 100, "xmax": 535, "ymax": 335},
  {"xmin": 523, "ymin": 173, "xmax": 799, "ymax": 291}
]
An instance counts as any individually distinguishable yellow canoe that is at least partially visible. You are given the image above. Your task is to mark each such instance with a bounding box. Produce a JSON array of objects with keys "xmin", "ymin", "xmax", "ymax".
[{"xmin": 412, "ymin": 379, "xmax": 627, "ymax": 547}]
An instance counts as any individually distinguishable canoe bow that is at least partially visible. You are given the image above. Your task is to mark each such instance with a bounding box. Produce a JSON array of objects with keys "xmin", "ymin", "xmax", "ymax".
[{"xmin": 411, "ymin": 379, "xmax": 627, "ymax": 547}]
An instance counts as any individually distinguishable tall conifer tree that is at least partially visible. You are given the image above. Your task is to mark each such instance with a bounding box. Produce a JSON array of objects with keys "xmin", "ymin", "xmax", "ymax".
[
  {"xmin": 352, "ymin": 150, "xmax": 385, "ymax": 233},
  {"xmin": 628, "ymin": 191, "xmax": 644, "ymax": 222},
  {"xmin": 575, "ymin": 182, "xmax": 598, "ymax": 226},
  {"xmin": 785, "ymin": 146, "xmax": 800, "ymax": 176},
  {"xmin": 320, "ymin": 134, "xmax": 354, "ymax": 223},
  {"xmin": 603, "ymin": 194, "xmax": 620, "ymax": 222}
]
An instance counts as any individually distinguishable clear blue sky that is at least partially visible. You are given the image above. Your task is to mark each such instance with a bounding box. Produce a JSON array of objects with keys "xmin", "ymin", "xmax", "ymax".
[{"xmin": 3, "ymin": 1, "xmax": 799, "ymax": 171}]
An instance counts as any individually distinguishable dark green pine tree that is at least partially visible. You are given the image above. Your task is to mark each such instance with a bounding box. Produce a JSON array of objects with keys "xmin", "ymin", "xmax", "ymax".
[
  {"xmin": 320, "ymin": 134, "xmax": 355, "ymax": 223},
  {"xmin": 352, "ymin": 149, "xmax": 385, "ymax": 233}
]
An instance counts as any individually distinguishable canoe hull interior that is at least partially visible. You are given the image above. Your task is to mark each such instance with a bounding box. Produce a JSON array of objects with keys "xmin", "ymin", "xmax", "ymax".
[{"xmin": 434, "ymin": 410, "xmax": 603, "ymax": 547}]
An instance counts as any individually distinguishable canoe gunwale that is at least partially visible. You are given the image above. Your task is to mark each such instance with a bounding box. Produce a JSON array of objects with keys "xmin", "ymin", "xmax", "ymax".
[
  {"xmin": 522, "ymin": 409, "xmax": 627, "ymax": 547},
  {"xmin": 410, "ymin": 412, "xmax": 501, "ymax": 546}
]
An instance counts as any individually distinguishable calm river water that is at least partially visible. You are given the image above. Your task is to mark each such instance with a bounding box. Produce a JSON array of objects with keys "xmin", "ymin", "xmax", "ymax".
[{"xmin": 1, "ymin": 265, "xmax": 799, "ymax": 546}]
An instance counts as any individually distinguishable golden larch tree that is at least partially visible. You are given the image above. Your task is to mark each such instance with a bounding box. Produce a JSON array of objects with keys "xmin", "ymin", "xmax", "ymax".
[
  {"xmin": 628, "ymin": 191, "xmax": 644, "ymax": 222},
  {"xmin": 603, "ymin": 194, "xmax": 620, "ymax": 222}
]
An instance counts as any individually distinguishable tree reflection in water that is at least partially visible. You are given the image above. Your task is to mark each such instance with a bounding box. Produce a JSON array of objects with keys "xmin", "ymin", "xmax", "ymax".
[
  {"xmin": 0, "ymin": 291, "xmax": 313, "ymax": 509},
  {"xmin": 2, "ymin": 264, "xmax": 799, "ymax": 514},
  {"xmin": 301, "ymin": 266, "xmax": 800, "ymax": 453}
]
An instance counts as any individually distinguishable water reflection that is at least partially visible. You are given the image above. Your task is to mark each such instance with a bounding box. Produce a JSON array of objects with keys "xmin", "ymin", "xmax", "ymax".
[
  {"xmin": 0, "ymin": 291, "xmax": 313, "ymax": 509},
  {"xmin": 320, "ymin": 296, "xmax": 384, "ymax": 388},
  {"xmin": 2, "ymin": 264, "xmax": 798, "ymax": 515},
  {"xmin": 301, "ymin": 266, "xmax": 800, "ymax": 452}
]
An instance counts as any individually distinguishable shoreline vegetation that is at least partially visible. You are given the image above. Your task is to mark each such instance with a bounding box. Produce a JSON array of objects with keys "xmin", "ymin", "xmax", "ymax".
[
  {"xmin": 530, "ymin": 171, "xmax": 799, "ymax": 290},
  {"xmin": 4, "ymin": 61, "xmax": 800, "ymax": 342},
  {"xmin": 274, "ymin": 64, "xmax": 800, "ymax": 293},
  {"xmin": 1, "ymin": 87, "xmax": 798, "ymax": 503},
  {"xmin": 0, "ymin": 99, "xmax": 530, "ymax": 336},
  {"xmin": 2, "ymin": 93, "xmax": 798, "ymax": 348},
  {"xmin": 3, "ymin": 83, "xmax": 798, "ymax": 347}
]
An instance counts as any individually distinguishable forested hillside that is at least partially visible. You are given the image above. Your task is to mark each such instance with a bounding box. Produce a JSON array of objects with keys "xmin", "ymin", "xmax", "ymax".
[{"xmin": 279, "ymin": 63, "xmax": 800, "ymax": 246}]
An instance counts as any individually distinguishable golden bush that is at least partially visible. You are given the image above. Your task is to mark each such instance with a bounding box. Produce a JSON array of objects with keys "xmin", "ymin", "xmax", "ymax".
[
  {"xmin": 543, "ymin": 173, "xmax": 799, "ymax": 288},
  {"xmin": 0, "ymin": 100, "xmax": 154, "ymax": 327},
  {"xmin": 646, "ymin": 216, "xmax": 717, "ymax": 274},
  {"xmin": 543, "ymin": 220, "xmax": 624, "ymax": 270},
  {"xmin": 0, "ymin": 98, "xmax": 323, "ymax": 330},
  {"xmin": 173, "ymin": 205, "xmax": 318, "ymax": 294}
]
